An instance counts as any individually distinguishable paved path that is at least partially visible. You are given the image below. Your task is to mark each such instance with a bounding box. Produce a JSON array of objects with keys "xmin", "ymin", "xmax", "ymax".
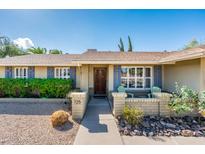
[
  {"xmin": 74, "ymin": 97, "xmax": 123, "ymax": 145},
  {"xmin": 122, "ymin": 136, "xmax": 205, "ymax": 145}
]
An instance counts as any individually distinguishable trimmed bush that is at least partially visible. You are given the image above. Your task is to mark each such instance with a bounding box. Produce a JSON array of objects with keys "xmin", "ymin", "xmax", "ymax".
[
  {"xmin": 51, "ymin": 110, "xmax": 69, "ymax": 127},
  {"xmin": 0, "ymin": 78, "xmax": 72, "ymax": 98},
  {"xmin": 123, "ymin": 106, "xmax": 144, "ymax": 126}
]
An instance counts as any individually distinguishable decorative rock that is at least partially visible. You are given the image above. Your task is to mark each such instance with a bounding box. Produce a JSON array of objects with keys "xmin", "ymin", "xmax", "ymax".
[
  {"xmin": 160, "ymin": 120, "xmax": 166, "ymax": 126},
  {"xmin": 177, "ymin": 119, "xmax": 183, "ymax": 124},
  {"xmin": 120, "ymin": 121, "xmax": 125, "ymax": 127},
  {"xmin": 117, "ymin": 115, "xmax": 205, "ymax": 137},
  {"xmin": 124, "ymin": 129, "xmax": 129, "ymax": 135},
  {"xmin": 193, "ymin": 131, "xmax": 202, "ymax": 137},
  {"xmin": 143, "ymin": 131, "xmax": 148, "ymax": 136},
  {"xmin": 164, "ymin": 132, "xmax": 171, "ymax": 137},
  {"xmin": 130, "ymin": 131, "xmax": 136, "ymax": 136},
  {"xmin": 181, "ymin": 130, "xmax": 193, "ymax": 137},
  {"xmin": 148, "ymin": 131, "xmax": 154, "ymax": 137},
  {"xmin": 134, "ymin": 129, "xmax": 142, "ymax": 136},
  {"xmin": 142, "ymin": 121, "xmax": 150, "ymax": 128},
  {"xmin": 127, "ymin": 124, "xmax": 132, "ymax": 130},
  {"xmin": 166, "ymin": 123, "xmax": 176, "ymax": 129}
]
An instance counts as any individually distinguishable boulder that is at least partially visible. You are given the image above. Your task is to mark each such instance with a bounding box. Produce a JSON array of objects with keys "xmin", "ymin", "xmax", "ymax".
[{"xmin": 181, "ymin": 130, "xmax": 193, "ymax": 137}]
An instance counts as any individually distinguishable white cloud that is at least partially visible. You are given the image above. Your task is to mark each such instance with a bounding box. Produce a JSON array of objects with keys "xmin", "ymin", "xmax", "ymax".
[{"xmin": 13, "ymin": 37, "xmax": 34, "ymax": 49}]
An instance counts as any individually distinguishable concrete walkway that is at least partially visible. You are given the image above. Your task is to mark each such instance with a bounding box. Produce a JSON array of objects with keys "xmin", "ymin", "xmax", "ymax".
[
  {"xmin": 74, "ymin": 97, "xmax": 123, "ymax": 145},
  {"xmin": 122, "ymin": 136, "xmax": 205, "ymax": 145}
]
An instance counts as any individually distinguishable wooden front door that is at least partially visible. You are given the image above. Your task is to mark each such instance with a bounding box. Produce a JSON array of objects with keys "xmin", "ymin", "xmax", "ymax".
[{"xmin": 94, "ymin": 68, "xmax": 107, "ymax": 95}]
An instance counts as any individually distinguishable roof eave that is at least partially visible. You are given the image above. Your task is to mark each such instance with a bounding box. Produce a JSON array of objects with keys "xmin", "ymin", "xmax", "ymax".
[
  {"xmin": 160, "ymin": 53, "xmax": 204, "ymax": 64},
  {"xmin": 73, "ymin": 60, "xmax": 161, "ymax": 65},
  {"xmin": 0, "ymin": 63, "xmax": 81, "ymax": 67}
]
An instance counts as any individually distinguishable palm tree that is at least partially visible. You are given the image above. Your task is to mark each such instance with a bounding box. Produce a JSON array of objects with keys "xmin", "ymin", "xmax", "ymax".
[
  {"xmin": 27, "ymin": 47, "xmax": 47, "ymax": 54},
  {"xmin": 49, "ymin": 49, "xmax": 63, "ymax": 54},
  {"xmin": 118, "ymin": 38, "xmax": 125, "ymax": 52},
  {"xmin": 128, "ymin": 36, "xmax": 133, "ymax": 52}
]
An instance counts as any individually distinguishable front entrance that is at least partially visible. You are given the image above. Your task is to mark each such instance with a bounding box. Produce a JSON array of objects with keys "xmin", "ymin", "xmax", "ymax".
[{"xmin": 94, "ymin": 67, "xmax": 107, "ymax": 96}]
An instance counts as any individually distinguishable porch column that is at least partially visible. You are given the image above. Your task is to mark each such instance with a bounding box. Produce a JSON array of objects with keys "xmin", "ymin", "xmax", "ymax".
[
  {"xmin": 112, "ymin": 92, "xmax": 127, "ymax": 117},
  {"xmin": 108, "ymin": 65, "xmax": 114, "ymax": 92},
  {"xmin": 80, "ymin": 65, "xmax": 89, "ymax": 91},
  {"xmin": 200, "ymin": 57, "xmax": 205, "ymax": 92}
]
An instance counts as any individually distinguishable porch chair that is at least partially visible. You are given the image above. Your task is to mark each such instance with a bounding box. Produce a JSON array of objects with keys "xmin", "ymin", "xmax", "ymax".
[
  {"xmin": 117, "ymin": 86, "xmax": 134, "ymax": 98},
  {"xmin": 148, "ymin": 86, "xmax": 161, "ymax": 98}
]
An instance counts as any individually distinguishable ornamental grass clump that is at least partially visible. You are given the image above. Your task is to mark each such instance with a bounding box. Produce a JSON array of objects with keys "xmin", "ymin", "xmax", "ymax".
[
  {"xmin": 169, "ymin": 83, "xmax": 199, "ymax": 115},
  {"xmin": 51, "ymin": 110, "xmax": 69, "ymax": 127},
  {"xmin": 122, "ymin": 106, "xmax": 144, "ymax": 126}
]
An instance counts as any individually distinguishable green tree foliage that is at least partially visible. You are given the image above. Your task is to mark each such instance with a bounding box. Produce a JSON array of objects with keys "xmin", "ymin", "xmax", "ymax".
[
  {"xmin": 128, "ymin": 36, "xmax": 133, "ymax": 52},
  {"xmin": 118, "ymin": 38, "xmax": 125, "ymax": 52},
  {"xmin": 183, "ymin": 39, "xmax": 200, "ymax": 50},
  {"xmin": 49, "ymin": 49, "xmax": 63, "ymax": 54},
  {"xmin": 27, "ymin": 47, "xmax": 47, "ymax": 54},
  {"xmin": 0, "ymin": 36, "xmax": 26, "ymax": 58}
]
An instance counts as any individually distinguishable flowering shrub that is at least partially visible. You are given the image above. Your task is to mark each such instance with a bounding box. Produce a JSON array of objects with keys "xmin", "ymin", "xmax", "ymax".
[
  {"xmin": 198, "ymin": 91, "xmax": 205, "ymax": 117},
  {"xmin": 169, "ymin": 83, "xmax": 199, "ymax": 115}
]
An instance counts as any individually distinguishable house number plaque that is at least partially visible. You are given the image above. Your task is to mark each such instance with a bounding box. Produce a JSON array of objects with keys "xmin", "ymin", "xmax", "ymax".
[{"xmin": 74, "ymin": 99, "xmax": 81, "ymax": 104}]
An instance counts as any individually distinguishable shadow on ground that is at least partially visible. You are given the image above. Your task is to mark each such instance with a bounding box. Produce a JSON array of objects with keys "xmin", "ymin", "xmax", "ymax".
[
  {"xmin": 0, "ymin": 101, "xmax": 69, "ymax": 115},
  {"xmin": 54, "ymin": 121, "xmax": 74, "ymax": 131}
]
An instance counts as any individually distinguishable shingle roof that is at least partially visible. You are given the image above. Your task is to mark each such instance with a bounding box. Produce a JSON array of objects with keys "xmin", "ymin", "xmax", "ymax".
[
  {"xmin": 0, "ymin": 54, "xmax": 80, "ymax": 66},
  {"xmin": 77, "ymin": 51, "xmax": 171, "ymax": 61},
  {"xmin": 1, "ymin": 46, "xmax": 205, "ymax": 66}
]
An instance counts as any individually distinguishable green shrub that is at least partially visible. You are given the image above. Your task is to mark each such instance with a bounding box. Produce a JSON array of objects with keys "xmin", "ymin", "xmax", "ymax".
[
  {"xmin": 122, "ymin": 106, "xmax": 144, "ymax": 126},
  {"xmin": 0, "ymin": 78, "xmax": 72, "ymax": 98},
  {"xmin": 169, "ymin": 82, "xmax": 199, "ymax": 115}
]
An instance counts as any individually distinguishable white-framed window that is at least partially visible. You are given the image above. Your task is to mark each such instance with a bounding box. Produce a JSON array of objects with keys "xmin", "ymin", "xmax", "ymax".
[
  {"xmin": 121, "ymin": 66, "xmax": 152, "ymax": 90},
  {"xmin": 14, "ymin": 67, "xmax": 28, "ymax": 79},
  {"xmin": 54, "ymin": 67, "xmax": 70, "ymax": 79}
]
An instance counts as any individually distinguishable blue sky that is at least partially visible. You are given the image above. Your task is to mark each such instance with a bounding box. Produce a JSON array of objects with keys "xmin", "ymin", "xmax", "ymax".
[{"xmin": 0, "ymin": 9, "xmax": 205, "ymax": 53}]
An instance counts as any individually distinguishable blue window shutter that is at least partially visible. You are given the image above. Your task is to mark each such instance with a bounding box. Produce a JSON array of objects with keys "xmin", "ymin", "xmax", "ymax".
[
  {"xmin": 28, "ymin": 66, "xmax": 35, "ymax": 78},
  {"xmin": 154, "ymin": 65, "xmax": 162, "ymax": 88},
  {"xmin": 70, "ymin": 67, "xmax": 76, "ymax": 88},
  {"xmin": 47, "ymin": 67, "xmax": 54, "ymax": 78},
  {"xmin": 5, "ymin": 66, "xmax": 13, "ymax": 78},
  {"xmin": 113, "ymin": 65, "xmax": 121, "ymax": 91}
]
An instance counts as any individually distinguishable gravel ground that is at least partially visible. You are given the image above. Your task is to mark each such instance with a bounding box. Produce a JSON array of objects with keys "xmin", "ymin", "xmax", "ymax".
[{"xmin": 0, "ymin": 101, "xmax": 79, "ymax": 145}]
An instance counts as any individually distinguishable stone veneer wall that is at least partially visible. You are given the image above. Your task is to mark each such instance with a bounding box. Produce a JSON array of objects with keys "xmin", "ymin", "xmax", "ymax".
[
  {"xmin": 112, "ymin": 92, "xmax": 172, "ymax": 117},
  {"xmin": 71, "ymin": 91, "xmax": 88, "ymax": 120}
]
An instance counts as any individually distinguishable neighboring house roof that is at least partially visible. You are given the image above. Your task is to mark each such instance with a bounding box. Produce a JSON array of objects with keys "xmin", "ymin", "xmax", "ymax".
[{"xmin": 0, "ymin": 46, "xmax": 205, "ymax": 66}]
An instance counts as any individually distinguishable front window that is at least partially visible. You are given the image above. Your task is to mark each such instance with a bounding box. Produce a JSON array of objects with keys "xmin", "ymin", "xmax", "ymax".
[
  {"xmin": 54, "ymin": 67, "xmax": 70, "ymax": 79},
  {"xmin": 121, "ymin": 66, "xmax": 152, "ymax": 89},
  {"xmin": 14, "ymin": 67, "xmax": 28, "ymax": 78}
]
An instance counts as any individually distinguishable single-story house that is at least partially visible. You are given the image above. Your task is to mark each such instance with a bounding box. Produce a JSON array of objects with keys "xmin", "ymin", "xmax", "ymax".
[{"xmin": 0, "ymin": 46, "xmax": 205, "ymax": 97}]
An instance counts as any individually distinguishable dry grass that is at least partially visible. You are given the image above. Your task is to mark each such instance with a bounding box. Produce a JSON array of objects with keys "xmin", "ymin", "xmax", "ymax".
[{"xmin": 51, "ymin": 110, "xmax": 70, "ymax": 127}]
